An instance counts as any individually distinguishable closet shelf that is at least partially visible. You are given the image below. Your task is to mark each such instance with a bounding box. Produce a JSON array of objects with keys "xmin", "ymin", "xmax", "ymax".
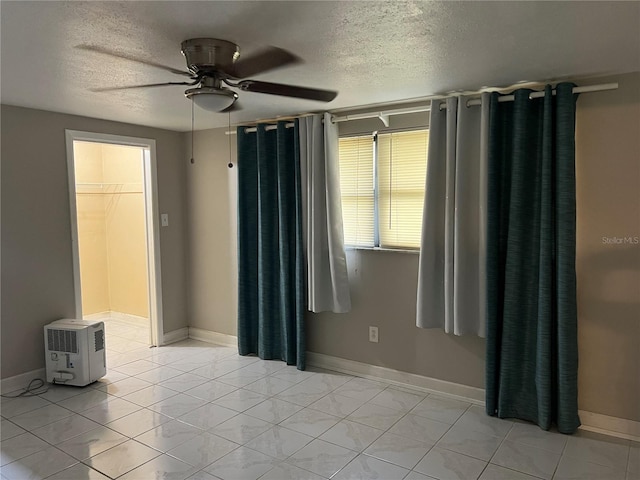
[
  {"xmin": 75, "ymin": 182, "xmax": 143, "ymax": 195},
  {"xmin": 77, "ymin": 192, "xmax": 143, "ymax": 195},
  {"xmin": 76, "ymin": 182, "xmax": 142, "ymax": 186}
]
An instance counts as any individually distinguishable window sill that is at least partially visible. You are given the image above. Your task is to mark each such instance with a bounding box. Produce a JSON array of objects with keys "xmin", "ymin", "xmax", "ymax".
[{"xmin": 345, "ymin": 246, "xmax": 420, "ymax": 255}]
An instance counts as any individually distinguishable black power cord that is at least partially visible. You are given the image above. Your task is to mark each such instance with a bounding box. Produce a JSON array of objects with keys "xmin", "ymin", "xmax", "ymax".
[{"xmin": 1, "ymin": 378, "xmax": 49, "ymax": 398}]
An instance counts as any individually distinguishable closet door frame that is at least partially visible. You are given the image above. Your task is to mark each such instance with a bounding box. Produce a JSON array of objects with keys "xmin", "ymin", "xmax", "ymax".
[{"xmin": 65, "ymin": 130, "xmax": 164, "ymax": 347}]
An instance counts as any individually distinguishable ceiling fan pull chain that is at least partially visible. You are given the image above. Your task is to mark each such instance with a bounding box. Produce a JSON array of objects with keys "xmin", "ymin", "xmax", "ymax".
[
  {"xmin": 228, "ymin": 110, "xmax": 234, "ymax": 169},
  {"xmin": 190, "ymin": 98, "xmax": 195, "ymax": 164}
]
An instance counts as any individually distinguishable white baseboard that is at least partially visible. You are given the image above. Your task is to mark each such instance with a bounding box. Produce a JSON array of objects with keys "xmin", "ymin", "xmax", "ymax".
[
  {"xmin": 188, "ymin": 327, "xmax": 237, "ymax": 348},
  {"xmin": 579, "ymin": 410, "xmax": 640, "ymax": 441},
  {"xmin": 163, "ymin": 327, "xmax": 189, "ymax": 345},
  {"xmin": 83, "ymin": 311, "xmax": 148, "ymax": 327},
  {"xmin": 306, "ymin": 351, "xmax": 485, "ymax": 404},
  {"xmin": 83, "ymin": 311, "xmax": 111, "ymax": 321},
  {"xmin": 305, "ymin": 351, "xmax": 640, "ymax": 441},
  {"xmin": 109, "ymin": 311, "xmax": 148, "ymax": 326},
  {"xmin": 1, "ymin": 368, "xmax": 46, "ymax": 394}
]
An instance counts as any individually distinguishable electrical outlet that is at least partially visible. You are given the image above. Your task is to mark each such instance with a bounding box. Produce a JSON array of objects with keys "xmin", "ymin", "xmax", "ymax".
[{"xmin": 369, "ymin": 326, "xmax": 379, "ymax": 343}]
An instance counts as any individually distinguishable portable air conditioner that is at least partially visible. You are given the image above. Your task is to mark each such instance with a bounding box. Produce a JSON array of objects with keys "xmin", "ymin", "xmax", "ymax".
[{"xmin": 44, "ymin": 319, "xmax": 106, "ymax": 386}]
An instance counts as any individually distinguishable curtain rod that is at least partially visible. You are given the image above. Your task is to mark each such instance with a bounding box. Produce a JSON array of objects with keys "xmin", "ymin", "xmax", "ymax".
[
  {"xmin": 225, "ymin": 123, "xmax": 296, "ymax": 135},
  {"xmin": 330, "ymin": 82, "xmax": 618, "ymax": 121},
  {"xmin": 225, "ymin": 82, "xmax": 617, "ymax": 134},
  {"xmin": 332, "ymin": 105, "xmax": 431, "ymax": 127},
  {"xmin": 465, "ymin": 82, "xmax": 618, "ymax": 107}
]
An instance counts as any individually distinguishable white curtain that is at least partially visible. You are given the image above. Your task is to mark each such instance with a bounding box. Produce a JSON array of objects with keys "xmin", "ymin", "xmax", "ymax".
[
  {"xmin": 298, "ymin": 113, "xmax": 351, "ymax": 313},
  {"xmin": 416, "ymin": 94, "xmax": 489, "ymax": 336}
]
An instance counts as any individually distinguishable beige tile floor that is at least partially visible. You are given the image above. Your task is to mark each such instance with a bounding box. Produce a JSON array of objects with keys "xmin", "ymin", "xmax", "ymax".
[{"xmin": 1, "ymin": 319, "xmax": 637, "ymax": 479}]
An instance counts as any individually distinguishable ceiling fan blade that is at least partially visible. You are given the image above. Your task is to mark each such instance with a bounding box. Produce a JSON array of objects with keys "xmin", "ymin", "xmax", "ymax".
[
  {"xmin": 77, "ymin": 44, "xmax": 192, "ymax": 77},
  {"xmin": 91, "ymin": 81, "xmax": 196, "ymax": 92},
  {"xmin": 226, "ymin": 46, "xmax": 301, "ymax": 79},
  {"xmin": 238, "ymin": 80, "xmax": 337, "ymax": 102}
]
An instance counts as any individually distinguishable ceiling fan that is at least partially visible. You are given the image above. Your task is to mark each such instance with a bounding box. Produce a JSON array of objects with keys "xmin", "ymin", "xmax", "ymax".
[{"xmin": 80, "ymin": 38, "xmax": 338, "ymax": 112}]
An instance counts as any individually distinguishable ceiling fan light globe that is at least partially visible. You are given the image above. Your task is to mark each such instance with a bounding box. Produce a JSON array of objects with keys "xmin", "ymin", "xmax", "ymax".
[{"xmin": 185, "ymin": 87, "xmax": 237, "ymax": 112}]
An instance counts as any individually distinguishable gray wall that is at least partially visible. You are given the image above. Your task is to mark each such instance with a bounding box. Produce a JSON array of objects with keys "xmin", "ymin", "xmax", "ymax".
[
  {"xmin": 307, "ymin": 250, "xmax": 486, "ymax": 388},
  {"xmin": 3, "ymin": 72, "xmax": 634, "ymax": 424},
  {"xmin": 308, "ymin": 109, "xmax": 486, "ymax": 389},
  {"xmin": 185, "ymin": 128, "xmax": 238, "ymax": 336},
  {"xmin": 184, "ymin": 73, "xmax": 639, "ymax": 422},
  {"xmin": 310, "ymin": 74, "xmax": 640, "ymax": 421},
  {"xmin": 1, "ymin": 105, "xmax": 188, "ymax": 378},
  {"xmin": 573, "ymin": 73, "xmax": 640, "ymax": 421}
]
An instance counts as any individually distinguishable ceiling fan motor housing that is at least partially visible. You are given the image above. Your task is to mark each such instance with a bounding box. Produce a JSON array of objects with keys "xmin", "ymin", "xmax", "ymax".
[{"xmin": 181, "ymin": 38, "xmax": 240, "ymax": 75}]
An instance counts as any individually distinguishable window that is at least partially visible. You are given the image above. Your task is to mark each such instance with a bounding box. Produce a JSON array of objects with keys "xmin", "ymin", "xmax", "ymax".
[
  {"xmin": 338, "ymin": 129, "xmax": 429, "ymax": 249},
  {"xmin": 338, "ymin": 135, "xmax": 375, "ymax": 247}
]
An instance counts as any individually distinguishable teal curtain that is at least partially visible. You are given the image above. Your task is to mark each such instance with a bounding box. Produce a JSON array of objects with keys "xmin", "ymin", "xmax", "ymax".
[
  {"xmin": 237, "ymin": 121, "xmax": 306, "ymax": 369},
  {"xmin": 486, "ymin": 83, "xmax": 580, "ymax": 434}
]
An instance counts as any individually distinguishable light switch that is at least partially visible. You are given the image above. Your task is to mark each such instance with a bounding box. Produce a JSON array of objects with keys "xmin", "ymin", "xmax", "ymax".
[{"xmin": 161, "ymin": 214, "xmax": 169, "ymax": 227}]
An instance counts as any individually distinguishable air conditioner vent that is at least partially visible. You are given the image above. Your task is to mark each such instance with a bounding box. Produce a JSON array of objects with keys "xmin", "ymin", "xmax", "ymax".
[
  {"xmin": 94, "ymin": 329, "xmax": 105, "ymax": 352},
  {"xmin": 47, "ymin": 328, "xmax": 78, "ymax": 354}
]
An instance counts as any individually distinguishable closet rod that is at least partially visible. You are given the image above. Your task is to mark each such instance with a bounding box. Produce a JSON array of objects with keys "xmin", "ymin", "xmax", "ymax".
[{"xmin": 76, "ymin": 191, "xmax": 143, "ymax": 195}]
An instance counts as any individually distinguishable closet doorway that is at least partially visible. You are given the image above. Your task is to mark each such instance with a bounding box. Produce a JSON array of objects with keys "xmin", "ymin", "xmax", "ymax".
[{"xmin": 65, "ymin": 131, "xmax": 163, "ymax": 351}]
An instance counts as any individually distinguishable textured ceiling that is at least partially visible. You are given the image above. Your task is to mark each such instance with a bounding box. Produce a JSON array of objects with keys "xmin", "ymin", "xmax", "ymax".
[{"xmin": 1, "ymin": 1, "xmax": 639, "ymax": 131}]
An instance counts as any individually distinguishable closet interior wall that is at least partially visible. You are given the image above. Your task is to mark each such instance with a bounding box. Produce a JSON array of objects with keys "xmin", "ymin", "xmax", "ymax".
[{"xmin": 74, "ymin": 142, "xmax": 149, "ymax": 322}]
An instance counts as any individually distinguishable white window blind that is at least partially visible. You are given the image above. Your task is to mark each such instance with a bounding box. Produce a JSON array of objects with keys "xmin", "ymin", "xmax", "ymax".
[
  {"xmin": 377, "ymin": 130, "xmax": 429, "ymax": 248},
  {"xmin": 338, "ymin": 135, "xmax": 375, "ymax": 247}
]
